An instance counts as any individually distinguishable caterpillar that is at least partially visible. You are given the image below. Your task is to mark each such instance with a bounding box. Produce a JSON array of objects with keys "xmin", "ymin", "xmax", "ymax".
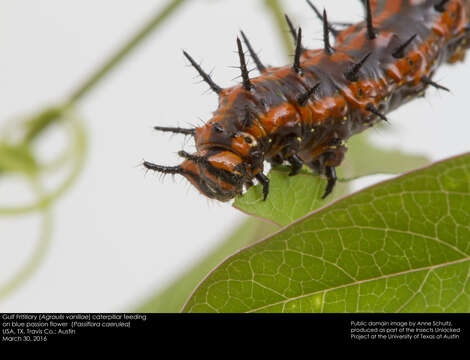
[{"xmin": 144, "ymin": 0, "xmax": 470, "ymax": 202}]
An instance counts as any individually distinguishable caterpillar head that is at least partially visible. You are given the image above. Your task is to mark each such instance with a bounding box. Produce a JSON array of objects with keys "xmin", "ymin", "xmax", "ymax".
[{"xmin": 144, "ymin": 149, "xmax": 249, "ymax": 202}]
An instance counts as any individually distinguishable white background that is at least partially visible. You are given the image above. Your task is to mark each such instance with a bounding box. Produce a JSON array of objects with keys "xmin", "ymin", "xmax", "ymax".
[{"xmin": 0, "ymin": 0, "xmax": 469, "ymax": 312}]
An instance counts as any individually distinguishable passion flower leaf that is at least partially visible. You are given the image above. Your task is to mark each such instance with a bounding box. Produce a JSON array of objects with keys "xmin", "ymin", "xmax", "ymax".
[
  {"xmin": 234, "ymin": 133, "xmax": 429, "ymax": 226},
  {"xmin": 234, "ymin": 166, "xmax": 350, "ymax": 226},
  {"xmin": 183, "ymin": 153, "xmax": 470, "ymax": 313}
]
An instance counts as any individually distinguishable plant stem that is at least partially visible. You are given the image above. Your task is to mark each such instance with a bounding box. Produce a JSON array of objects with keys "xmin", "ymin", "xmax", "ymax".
[
  {"xmin": 264, "ymin": 0, "xmax": 294, "ymax": 56},
  {"xmin": 67, "ymin": 0, "xmax": 188, "ymax": 105},
  {"xmin": 23, "ymin": 0, "xmax": 188, "ymax": 143},
  {"xmin": 0, "ymin": 114, "xmax": 87, "ymax": 216}
]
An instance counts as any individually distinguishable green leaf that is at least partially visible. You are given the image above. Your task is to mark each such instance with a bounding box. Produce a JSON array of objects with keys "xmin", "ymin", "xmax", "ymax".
[
  {"xmin": 234, "ymin": 166, "xmax": 350, "ymax": 226},
  {"xmin": 342, "ymin": 133, "xmax": 430, "ymax": 179},
  {"xmin": 135, "ymin": 135, "xmax": 430, "ymax": 312},
  {"xmin": 133, "ymin": 217, "xmax": 278, "ymax": 313},
  {"xmin": 234, "ymin": 133, "xmax": 430, "ymax": 226},
  {"xmin": 183, "ymin": 152, "xmax": 470, "ymax": 313}
]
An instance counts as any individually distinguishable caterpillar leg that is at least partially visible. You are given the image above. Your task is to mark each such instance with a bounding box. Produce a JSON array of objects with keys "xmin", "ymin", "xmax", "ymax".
[
  {"xmin": 287, "ymin": 154, "xmax": 304, "ymax": 176},
  {"xmin": 304, "ymin": 142, "xmax": 347, "ymax": 199},
  {"xmin": 256, "ymin": 173, "xmax": 270, "ymax": 201},
  {"xmin": 322, "ymin": 166, "xmax": 337, "ymax": 199},
  {"xmin": 308, "ymin": 157, "xmax": 337, "ymax": 199}
]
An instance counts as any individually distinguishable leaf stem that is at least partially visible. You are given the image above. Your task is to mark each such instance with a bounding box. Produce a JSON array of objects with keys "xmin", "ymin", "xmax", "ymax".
[{"xmin": 66, "ymin": 0, "xmax": 188, "ymax": 105}]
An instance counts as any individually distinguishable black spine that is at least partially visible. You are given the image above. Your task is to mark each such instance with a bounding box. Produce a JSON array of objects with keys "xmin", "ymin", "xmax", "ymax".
[
  {"xmin": 422, "ymin": 75, "xmax": 450, "ymax": 92},
  {"xmin": 323, "ymin": 10, "xmax": 334, "ymax": 55},
  {"xmin": 285, "ymin": 14, "xmax": 298, "ymax": 42},
  {"xmin": 366, "ymin": 103, "xmax": 388, "ymax": 122},
  {"xmin": 365, "ymin": 0, "xmax": 377, "ymax": 40},
  {"xmin": 392, "ymin": 34, "xmax": 417, "ymax": 59},
  {"xmin": 154, "ymin": 126, "xmax": 196, "ymax": 136},
  {"xmin": 344, "ymin": 52, "xmax": 372, "ymax": 82},
  {"xmin": 183, "ymin": 51, "xmax": 223, "ymax": 95},
  {"xmin": 293, "ymin": 28, "xmax": 303, "ymax": 74},
  {"xmin": 306, "ymin": 0, "xmax": 339, "ymax": 37},
  {"xmin": 143, "ymin": 162, "xmax": 184, "ymax": 175},
  {"xmin": 297, "ymin": 83, "xmax": 321, "ymax": 106},
  {"xmin": 435, "ymin": 0, "xmax": 450, "ymax": 12},
  {"xmin": 240, "ymin": 31, "xmax": 267, "ymax": 73},
  {"xmin": 236, "ymin": 38, "xmax": 253, "ymax": 91}
]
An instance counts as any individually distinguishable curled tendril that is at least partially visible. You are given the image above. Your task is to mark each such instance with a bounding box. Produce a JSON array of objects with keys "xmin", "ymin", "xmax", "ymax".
[
  {"xmin": 0, "ymin": 110, "xmax": 87, "ymax": 215},
  {"xmin": 0, "ymin": 0, "xmax": 193, "ymax": 305},
  {"xmin": 0, "ymin": 110, "xmax": 85, "ymax": 301},
  {"xmin": 0, "ymin": 0, "xmax": 190, "ymax": 304}
]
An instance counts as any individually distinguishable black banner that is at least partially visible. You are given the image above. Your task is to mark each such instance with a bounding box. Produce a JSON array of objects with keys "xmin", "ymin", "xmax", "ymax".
[{"xmin": 1, "ymin": 313, "xmax": 469, "ymax": 345}]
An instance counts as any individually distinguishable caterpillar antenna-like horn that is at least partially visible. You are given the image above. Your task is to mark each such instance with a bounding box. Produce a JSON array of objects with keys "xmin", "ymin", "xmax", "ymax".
[
  {"xmin": 177, "ymin": 150, "xmax": 210, "ymax": 164},
  {"xmin": 143, "ymin": 161, "xmax": 185, "ymax": 175},
  {"xmin": 154, "ymin": 126, "xmax": 195, "ymax": 136}
]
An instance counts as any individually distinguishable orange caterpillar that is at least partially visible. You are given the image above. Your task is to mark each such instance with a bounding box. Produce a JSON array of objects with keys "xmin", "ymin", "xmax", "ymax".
[{"xmin": 144, "ymin": 0, "xmax": 470, "ymax": 202}]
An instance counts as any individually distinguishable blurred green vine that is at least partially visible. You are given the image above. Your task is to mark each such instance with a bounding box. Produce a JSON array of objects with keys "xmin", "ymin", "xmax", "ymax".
[
  {"xmin": 264, "ymin": 0, "xmax": 295, "ymax": 55},
  {"xmin": 0, "ymin": 0, "xmax": 189, "ymax": 302},
  {"xmin": 0, "ymin": 0, "xmax": 297, "ymax": 304},
  {"xmin": 0, "ymin": 189, "xmax": 52, "ymax": 301}
]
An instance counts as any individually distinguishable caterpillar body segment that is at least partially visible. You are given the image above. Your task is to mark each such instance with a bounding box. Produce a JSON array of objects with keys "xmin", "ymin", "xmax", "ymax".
[{"xmin": 145, "ymin": 0, "xmax": 470, "ymax": 202}]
